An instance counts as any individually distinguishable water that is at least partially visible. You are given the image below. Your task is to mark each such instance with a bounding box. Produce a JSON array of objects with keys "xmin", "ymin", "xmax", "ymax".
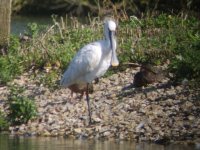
[
  {"xmin": 11, "ymin": 15, "xmax": 88, "ymax": 35},
  {"xmin": 0, "ymin": 134, "xmax": 197, "ymax": 150},
  {"xmin": 11, "ymin": 15, "xmax": 52, "ymax": 35}
]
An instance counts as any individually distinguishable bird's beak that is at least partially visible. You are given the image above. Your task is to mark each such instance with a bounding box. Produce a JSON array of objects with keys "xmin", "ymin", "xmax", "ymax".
[{"xmin": 109, "ymin": 30, "xmax": 119, "ymax": 67}]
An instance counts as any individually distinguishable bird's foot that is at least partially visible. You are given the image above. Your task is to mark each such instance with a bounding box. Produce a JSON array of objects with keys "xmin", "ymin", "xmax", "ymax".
[{"xmin": 87, "ymin": 120, "xmax": 95, "ymax": 126}]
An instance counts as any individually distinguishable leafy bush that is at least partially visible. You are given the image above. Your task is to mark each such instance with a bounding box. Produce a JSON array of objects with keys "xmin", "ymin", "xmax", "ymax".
[
  {"xmin": 2, "ymin": 19, "xmax": 102, "ymax": 88},
  {"xmin": 119, "ymin": 14, "xmax": 200, "ymax": 85},
  {"xmin": 7, "ymin": 85, "xmax": 37, "ymax": 125},
  {"xmin": 118, "ymin": 14, "xmax": 179, "ymax": 65},
  {"xmin": 0, "ymin": 35, "xmax": 23, "ymax": 84},
  {"xmin": 0, "ymin": 111, "xmax": 8, "ymax": 131},
  {"xmin": 167, "ymin": 17, "xmax": 200, "ymax": 84},
  {"xmin": 0, "ymin": 14, "xmax": 199, "ymax": 88}
]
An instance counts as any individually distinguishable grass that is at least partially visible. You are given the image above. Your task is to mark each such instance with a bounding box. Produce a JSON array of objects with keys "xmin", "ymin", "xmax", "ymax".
[{"xmin": 0, "ymin": 13, "xmax": 199, "ymax": 89}]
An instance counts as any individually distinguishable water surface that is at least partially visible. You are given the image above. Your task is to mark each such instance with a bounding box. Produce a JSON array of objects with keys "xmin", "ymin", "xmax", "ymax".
[
  {"xmin": 11, "ymin": 15, "xmax": 52, "ymax": 35},
  {"xmin": 0, "ymin": 134, "xmax": 197, "ymax": 150}
]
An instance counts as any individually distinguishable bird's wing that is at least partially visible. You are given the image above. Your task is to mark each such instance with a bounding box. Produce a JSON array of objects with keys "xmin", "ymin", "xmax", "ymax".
[{"xmin": 60, "ymin": 42, "xmax": 102, "ymax": 87}]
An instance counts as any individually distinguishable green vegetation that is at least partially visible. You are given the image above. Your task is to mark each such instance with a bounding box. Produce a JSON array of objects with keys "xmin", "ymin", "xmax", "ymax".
[
  {"xmin": 0, "ymin": 35, "xmax": 23, "ymax": 84},
  {"xmin": 0, "ymin": 111, "xmax": 8, "ymax": 131},
  {"xmin": 0, "ymin": 84, "xmax": 37, "ymax": 128},
  {"xmin": 120, "ymin": 14, "xmax": 200, "ymax": 84},
  {"xmin": 0, "ymin": 13, "xmax": 199, "ymax": 89},
  {"xmin": 7, "ymin": 84, "xmax": 37, "ymax": 125}
]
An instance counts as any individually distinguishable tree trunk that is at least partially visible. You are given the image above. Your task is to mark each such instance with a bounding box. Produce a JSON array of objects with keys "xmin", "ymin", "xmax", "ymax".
[{"xmin": 0, "ymin": 0, "xmax": 12, "ymax": 50}]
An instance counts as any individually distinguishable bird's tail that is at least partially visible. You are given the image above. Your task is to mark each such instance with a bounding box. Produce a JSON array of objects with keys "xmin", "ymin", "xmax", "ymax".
[{"xmin": 60, "ymin": 75, "xmax": 70, "ymax": 87}]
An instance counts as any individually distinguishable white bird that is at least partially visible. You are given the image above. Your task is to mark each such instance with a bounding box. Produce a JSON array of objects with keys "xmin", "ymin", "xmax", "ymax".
[{"xmin": 60, "ymin": 18, "xmax": 119, "ymax": 124}]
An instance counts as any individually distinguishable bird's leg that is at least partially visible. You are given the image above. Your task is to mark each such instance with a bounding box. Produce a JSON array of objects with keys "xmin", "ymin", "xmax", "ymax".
[
  {"xmin": 86, "ymin": 83, "xmax": 92, "ymax": 124},
  {"xmin": 94, "ymin": 78, "xmax": 99, "ymax": 84},
  {"xmin": 70, "ymin": 91, "xmax": 74, "ymax": 98},
  {"xmin": 68, "ymin": 91, "xmax": 74, "ymax": 104},
  {"xmin": 79, "ymin": 92, "xmax": 84, "ymax": 100}
]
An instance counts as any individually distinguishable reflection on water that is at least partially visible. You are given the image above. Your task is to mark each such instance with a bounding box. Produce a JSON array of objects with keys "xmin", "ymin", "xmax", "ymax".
[
  {"xmin": 11, "ymin": 15, "xmax": 52, "ymax": 35},
  {"xmin": 0, "ymin": 134, "xmax": 196, "ymax": 150}
]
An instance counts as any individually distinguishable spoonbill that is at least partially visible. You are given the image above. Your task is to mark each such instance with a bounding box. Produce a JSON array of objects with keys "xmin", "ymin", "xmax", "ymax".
[{"xmin": 60, "ymin": 18, "xmax": 119, "ymax": 124}]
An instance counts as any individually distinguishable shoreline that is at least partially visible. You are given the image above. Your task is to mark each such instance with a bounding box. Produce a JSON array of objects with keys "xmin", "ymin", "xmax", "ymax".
[{"xmin": 0, "ymin": 67, "xmax": 200, "ymax": 143}]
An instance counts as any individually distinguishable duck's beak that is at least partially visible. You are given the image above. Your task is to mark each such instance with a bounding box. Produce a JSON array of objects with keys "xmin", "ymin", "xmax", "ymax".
[{"xmin": 109, "ymin": 30, "xmax": 119, "ymax": 67}]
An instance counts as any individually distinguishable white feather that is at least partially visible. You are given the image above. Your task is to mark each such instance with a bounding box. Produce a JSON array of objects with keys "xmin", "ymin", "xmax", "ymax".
[{"xmin": 60, "ymin": 19, "xmax": 118, "ymax": 88}]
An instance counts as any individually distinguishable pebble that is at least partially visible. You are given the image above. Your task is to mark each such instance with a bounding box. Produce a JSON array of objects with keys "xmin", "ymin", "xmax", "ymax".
[
  {"xmin": 74, "ymin": 128, "xmax": 82, "ymax": 134},
  {"xmin": 0, "ymin": 68, "xmax": 199, "ymax": 142}
]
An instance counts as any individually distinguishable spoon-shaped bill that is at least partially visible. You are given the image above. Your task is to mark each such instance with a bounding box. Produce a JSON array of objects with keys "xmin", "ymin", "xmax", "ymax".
[{"xmin": 109, "ymin": 31, "xmax": 119, "ymax": 67}]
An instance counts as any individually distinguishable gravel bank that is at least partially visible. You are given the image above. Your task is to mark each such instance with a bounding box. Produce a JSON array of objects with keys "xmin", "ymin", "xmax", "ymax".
[{"xmin": 0, "ymin": 67, "xmax": 200, "ymax": 143}]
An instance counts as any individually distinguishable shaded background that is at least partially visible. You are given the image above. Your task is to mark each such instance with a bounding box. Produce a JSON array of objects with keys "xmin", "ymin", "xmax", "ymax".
[{"xmin": 12, "ymin": 0, "xmax": 200, "ymax": 16}]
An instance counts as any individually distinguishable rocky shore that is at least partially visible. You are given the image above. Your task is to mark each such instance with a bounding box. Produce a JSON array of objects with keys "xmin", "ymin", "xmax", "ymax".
[{"xmin": 0, "ymin": 67, "xmax": 200, "ymax": 143}]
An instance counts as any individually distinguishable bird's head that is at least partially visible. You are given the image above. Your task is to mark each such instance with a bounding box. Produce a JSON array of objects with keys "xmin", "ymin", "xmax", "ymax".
[
  {"xmin": 104, "ymin": 18, "xmax": 117, "ymax": 33},
  {"xmin": 107, "ymin": 20, "xmax": 117, "ymax": 31}
]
